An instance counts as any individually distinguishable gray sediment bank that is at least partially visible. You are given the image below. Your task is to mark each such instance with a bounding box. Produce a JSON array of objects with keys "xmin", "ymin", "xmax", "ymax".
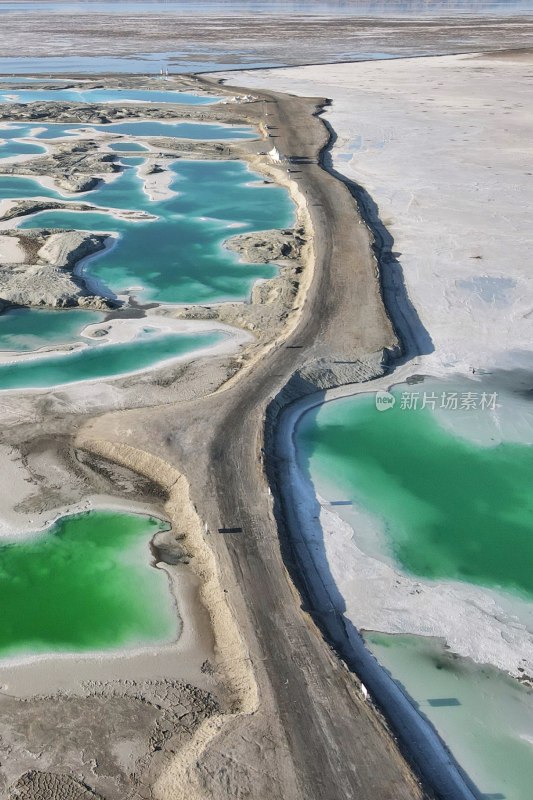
[{"xmin": 0, "ymin": 229, "xmax": 117, "ymax": 312}]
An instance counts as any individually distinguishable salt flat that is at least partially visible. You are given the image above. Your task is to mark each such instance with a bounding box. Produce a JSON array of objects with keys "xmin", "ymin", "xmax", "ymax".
[
  {"xmin": 217, "ymin": 53, "xmax": 533, "ymax": 687},
  {"xmin": 219, "ymin": 51, "xmax": 533, "ymax": 374}
]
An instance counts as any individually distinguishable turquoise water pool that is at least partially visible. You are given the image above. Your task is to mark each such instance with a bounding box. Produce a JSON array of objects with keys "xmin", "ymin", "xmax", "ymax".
[
  {"xmin": 0, "ymin": 89, "xmax": 292, "ymax": 390},
  {"xmin": 18, "ymin": 158, "xmax": 294, "ymax": 304},
  {"xmin": 0, "ymin": 328, "xmax": 223, "ymax": 390},
  {"xmin": 0, "ymin": 87, "xmax": 218, "ymax": 105},
  {"xmin": 0, "ymin": 307, "xmax": 104, "ymax": 352},
  {"xmin": 108, "ymin": 141, "xmax": 149, "ymax": 152},
  {"xmin": 0, "ymin": 120, "xmax": 254, "ymax": 141},
  {"xmin": 31, "ymin": 120, "xmax": 255, "ymax": 140},
  {"xmin": 0, "ymin": 138, "xmax": 46, "ymax": 159}
]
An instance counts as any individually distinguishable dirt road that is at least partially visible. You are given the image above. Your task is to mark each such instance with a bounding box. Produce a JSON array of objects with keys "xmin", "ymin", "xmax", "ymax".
[{"xmin": 81, "ymin": 81, "xmax": 423, "ymax": 799}]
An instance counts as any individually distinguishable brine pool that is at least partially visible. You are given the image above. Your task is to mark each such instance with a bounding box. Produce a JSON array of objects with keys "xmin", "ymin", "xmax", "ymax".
[
  {"xmin": 0, "ymin": 103, "xmax": 294, "ymax": 391},
  {"xmin": 0, "ymin": 85, "xmax": 286, "ymax": 661},
  {"xmin": 0, "ymin": 510, "xmax": 178, "ymax": 658},
  {"xmin": 0, "ymin": 119, "xmax": 255, "ymax": 140},
  {"xmin": 295, "ymin": 380, "xmax": 533, "ymax": 798},
  {"xmin": 0, "ymin": 87, "xmax": 219, "ymax": 105},
  {"xmin": 365, "ymin": 632, "xmax": 533, "ymax": 800}
]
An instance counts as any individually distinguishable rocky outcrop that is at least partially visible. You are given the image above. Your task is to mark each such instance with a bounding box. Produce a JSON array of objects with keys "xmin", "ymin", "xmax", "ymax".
[
  {"xmin": 0, "ymin": 264, "xmax": 114, "ymax": 311},
  {"xmin": 0, "ymin": 230, "xmax": 116, "ymax": 311},
  {"xmin": 36, "ymin": 230, "xmax": 107, "ymax": 270},
  {"xmin": 225, "ymin": 227, "xmax": 305, "ymax": 264},
  {"xmin": 0, "ymin": 199, "xmax": 96, "ymax": 222},
  {"xmin": 0, "ymin": 141, "xmax": 119, "ymax": 192},
  {"xmin": 55, "ymin": 175, "xmax": 100, "ymax": 193},
  {"xmin": 0, "ymin": 102, "xmax": 199, "ymax": 125}
]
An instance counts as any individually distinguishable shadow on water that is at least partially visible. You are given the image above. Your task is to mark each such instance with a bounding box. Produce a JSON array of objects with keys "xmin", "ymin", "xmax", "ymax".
[
  {"xmin": 265, "ymin": 83, "xmax": 533, "ymax": 800},
  {"xmin": 265, "ymin": 395, "xmax": 485, "ymax": 800},
  {"xmin": 320, "ymin": 117, "xmax": 434, "ymax": 363}
]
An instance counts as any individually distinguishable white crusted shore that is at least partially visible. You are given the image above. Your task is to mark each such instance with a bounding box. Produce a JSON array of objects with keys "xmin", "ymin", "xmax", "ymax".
[
  {"xmin": 220, "ymin": 51, "xmax": 533, "ymax": 681},
  {"xmin": 276, "ymin": 377, "xmax": 533, "ymax": 680}
]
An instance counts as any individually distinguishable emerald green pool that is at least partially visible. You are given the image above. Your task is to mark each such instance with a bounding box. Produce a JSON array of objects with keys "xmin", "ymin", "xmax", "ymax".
[
  {"xmin": 296, "ymin": 390, "xmax": 533, "ymax": 599},
  {"xmin": 0, "ymin": 511, "xmax": 177, "ymax": 657}
]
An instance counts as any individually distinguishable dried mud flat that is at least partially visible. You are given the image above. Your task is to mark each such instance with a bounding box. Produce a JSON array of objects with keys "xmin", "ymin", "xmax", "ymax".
[
  {"xmin": 0, "ymin": 12, "xmax": 532, "ymax": 65},
  {"xmin": 3, "ymin": 681, "xmax": 217, "ymax": 800}
]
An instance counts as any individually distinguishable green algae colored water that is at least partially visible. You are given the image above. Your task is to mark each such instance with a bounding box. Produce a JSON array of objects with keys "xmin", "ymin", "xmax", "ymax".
[
  {"xmin": 365, "ymin": 632, "xmax": 533, "ymax": 800},
  {"xmin": 0, "ymin": 510, "xmax": 177, "ymax": 657},
  {"xmin": 296, "ymin": 392, "xmax": 533, "ymax": 599},
  {"xmin": 0, "ymin": 329, "xmax": 223, "ymax": 390}
]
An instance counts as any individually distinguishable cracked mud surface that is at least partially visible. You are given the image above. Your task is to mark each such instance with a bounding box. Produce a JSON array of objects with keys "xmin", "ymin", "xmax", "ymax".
[{"xmin": 1, "ymin": 681, "xmax": 218, "ymax": 800}]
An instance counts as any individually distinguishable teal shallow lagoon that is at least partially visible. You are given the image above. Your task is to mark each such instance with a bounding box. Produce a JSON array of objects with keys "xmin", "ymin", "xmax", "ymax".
[
  {"xmin": 30, "ymin": 120, "xmax": 255, "ymax": 140},
  {"xmin": 0, "ymin": 329, "xmax": 223, "ymax": 390},
  {"xmin": 0, "ymin": 307, "xmax": 104, "ymax": 352},
  {"xmin": 19, "ymin": 159, "xmax": 294, "ymax": 304},
  {"xmin": 366, "ymin": 632, "xmax": 533, "ymax": 800},
  {"xmin": 0, "ymin": 138, "xmax": 46, "ymax": 159},
  {"xmin": 0, "ymin": 174, "xmax": 61, "ymax": 199},
  {"xmin": 0, "ymin": 510, "xmax": 177, "ymax": 658},
  {"xmin": 296, "ymin": 390, "xmax": 533, "ymax": 599},
  {"xmin": 0, "ymin": 88, "xmax": 218, "ymax": 105},
  {"xmin": 0, "ymin": 121, "xmax": 254, "ymax": 142},
  {"xmin": 108, "ymin": 141, "xmax": 149, "ymax": 152}
]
